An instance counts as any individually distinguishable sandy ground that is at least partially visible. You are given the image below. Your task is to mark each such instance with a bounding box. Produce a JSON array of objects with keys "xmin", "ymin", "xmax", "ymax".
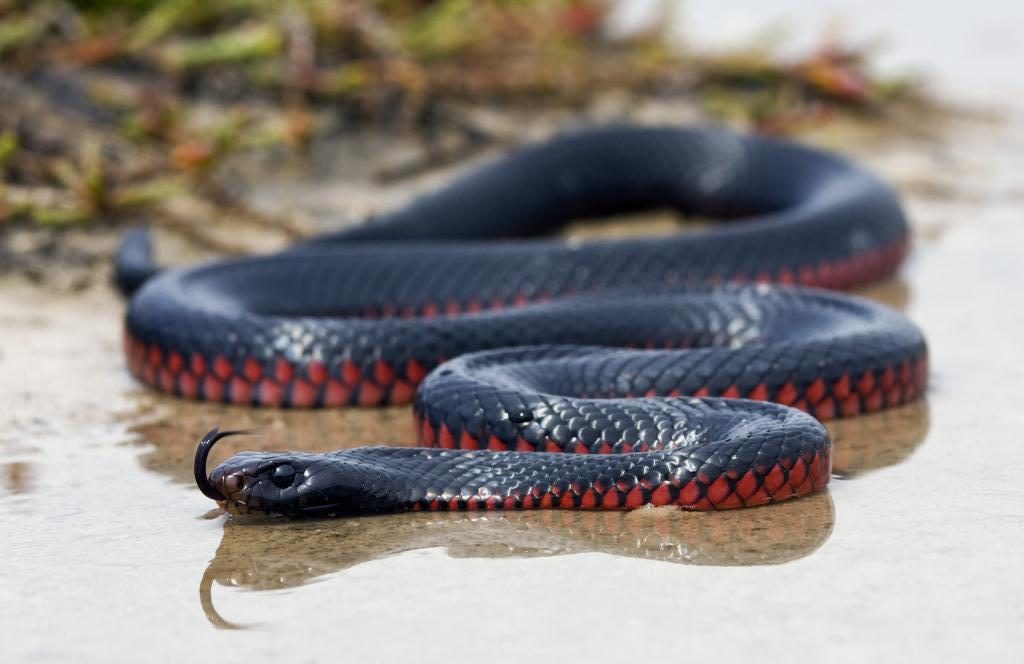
[{"xmin": 3, "ymin": 11, "xmax": 1024, "ymax": 662}]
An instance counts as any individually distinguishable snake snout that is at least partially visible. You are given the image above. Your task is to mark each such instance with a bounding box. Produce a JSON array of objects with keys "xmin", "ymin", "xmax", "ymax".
[
  {"xmin": 194, "ymin": 435, "xmax": 322, "ymax": 515},
  {"xmin": 194, "ymin": 428, "xmax": 252, "ymax": 502},
  {"xmin": 210, "ymin": 466, "xmax": 245, "ymax": 496}
]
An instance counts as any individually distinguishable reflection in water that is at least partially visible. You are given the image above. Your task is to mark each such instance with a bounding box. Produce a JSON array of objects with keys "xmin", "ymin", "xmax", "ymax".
[
  {"xmin": 194, "ymin": 398, "xmax": 930, "ymax": 628},
  {"xmin": 127, "ymin": 399, "xmax": 416, "ymax": 485},
  {"xmin": 122, "ymin": 341, "xmax": 929, "ymax": 629},
  {"xmin": 827, "ymin": 399, "xmax": 930, "ymax": 478},
  {"xmin": 200, "ymin": 493, "xmax": 835, "ymax": 628}
]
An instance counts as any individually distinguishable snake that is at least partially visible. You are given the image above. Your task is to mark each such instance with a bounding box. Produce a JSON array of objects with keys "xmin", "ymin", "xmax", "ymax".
[{"xmin": 119, "ymin": 125, "xmax": 928, "ymax": 517}]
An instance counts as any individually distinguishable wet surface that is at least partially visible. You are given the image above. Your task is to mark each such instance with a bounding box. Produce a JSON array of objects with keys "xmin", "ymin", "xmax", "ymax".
[{"xmin": 3, "ymin": 84, "xmax": 1024, "ymax": 664}]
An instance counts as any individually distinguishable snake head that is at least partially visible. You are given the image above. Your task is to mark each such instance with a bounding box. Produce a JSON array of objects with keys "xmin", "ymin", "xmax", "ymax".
[{"xmin": 195, "ymin": 429, "xmax": 366, "ymax": 517}]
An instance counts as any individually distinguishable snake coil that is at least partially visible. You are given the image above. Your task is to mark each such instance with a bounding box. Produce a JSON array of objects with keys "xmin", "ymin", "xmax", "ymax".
[{"xmin": 119, "ymin": 125, "xmax": 927, "ymax": 516}]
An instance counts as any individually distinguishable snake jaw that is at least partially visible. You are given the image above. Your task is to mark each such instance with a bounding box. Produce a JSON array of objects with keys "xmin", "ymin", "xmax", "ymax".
[{"xmin": 194, "ymin": 428, "xmax": 251, "ymax": 502}]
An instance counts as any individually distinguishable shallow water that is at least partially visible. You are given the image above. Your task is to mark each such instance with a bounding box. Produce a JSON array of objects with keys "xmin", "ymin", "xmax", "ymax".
[{"xmin": 4, "ymin": 76, "xmax": 1024, "ymax": 664}]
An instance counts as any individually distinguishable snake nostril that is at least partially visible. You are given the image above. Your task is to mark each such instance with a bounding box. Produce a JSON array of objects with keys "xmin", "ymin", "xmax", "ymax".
[{"xmin": 224, "ymin": 474, "xmax": 243, "ymax": 493}]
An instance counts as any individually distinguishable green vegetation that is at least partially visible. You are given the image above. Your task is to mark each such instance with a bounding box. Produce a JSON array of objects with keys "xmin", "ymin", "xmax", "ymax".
[{"xmin": 0, "ymin": 0, "xmax": 916, "ymax": 229}]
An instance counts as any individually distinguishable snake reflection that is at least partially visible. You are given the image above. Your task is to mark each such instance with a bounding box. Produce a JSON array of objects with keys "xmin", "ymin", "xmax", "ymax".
[{"xmin": 196, "ymin": 399, "xmax": 928, "ymax": 628}]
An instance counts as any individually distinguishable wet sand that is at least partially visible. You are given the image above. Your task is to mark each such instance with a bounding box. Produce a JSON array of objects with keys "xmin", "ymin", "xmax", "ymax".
[{"xmin": 3, "ymin": 88, "xmax": 1023, "ymax": 664}]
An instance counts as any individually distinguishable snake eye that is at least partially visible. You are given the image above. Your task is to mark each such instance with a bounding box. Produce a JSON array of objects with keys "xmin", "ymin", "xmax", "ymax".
[{"xmin": 270, "ymin": 464, "xmax": 296, "ymax": 489}]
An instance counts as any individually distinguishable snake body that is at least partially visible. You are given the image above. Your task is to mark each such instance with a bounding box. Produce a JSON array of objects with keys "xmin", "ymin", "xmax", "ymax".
[{"xmin": 120, "ymin": 125, "xmax": 927, "ymax": 516}]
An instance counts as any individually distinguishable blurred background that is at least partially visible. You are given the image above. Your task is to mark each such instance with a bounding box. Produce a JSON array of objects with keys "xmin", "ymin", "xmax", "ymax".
[
  {"xmin": 0, "ymin": 0, "xmax": 947, "ymax": 285},
  {"xmin": 4, "ymin": 0, "xmax": 1020, "ymax": 283},
  {"xmin": 2, "ymin": 1, "xmax": 1021, "ymax": 662}
]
